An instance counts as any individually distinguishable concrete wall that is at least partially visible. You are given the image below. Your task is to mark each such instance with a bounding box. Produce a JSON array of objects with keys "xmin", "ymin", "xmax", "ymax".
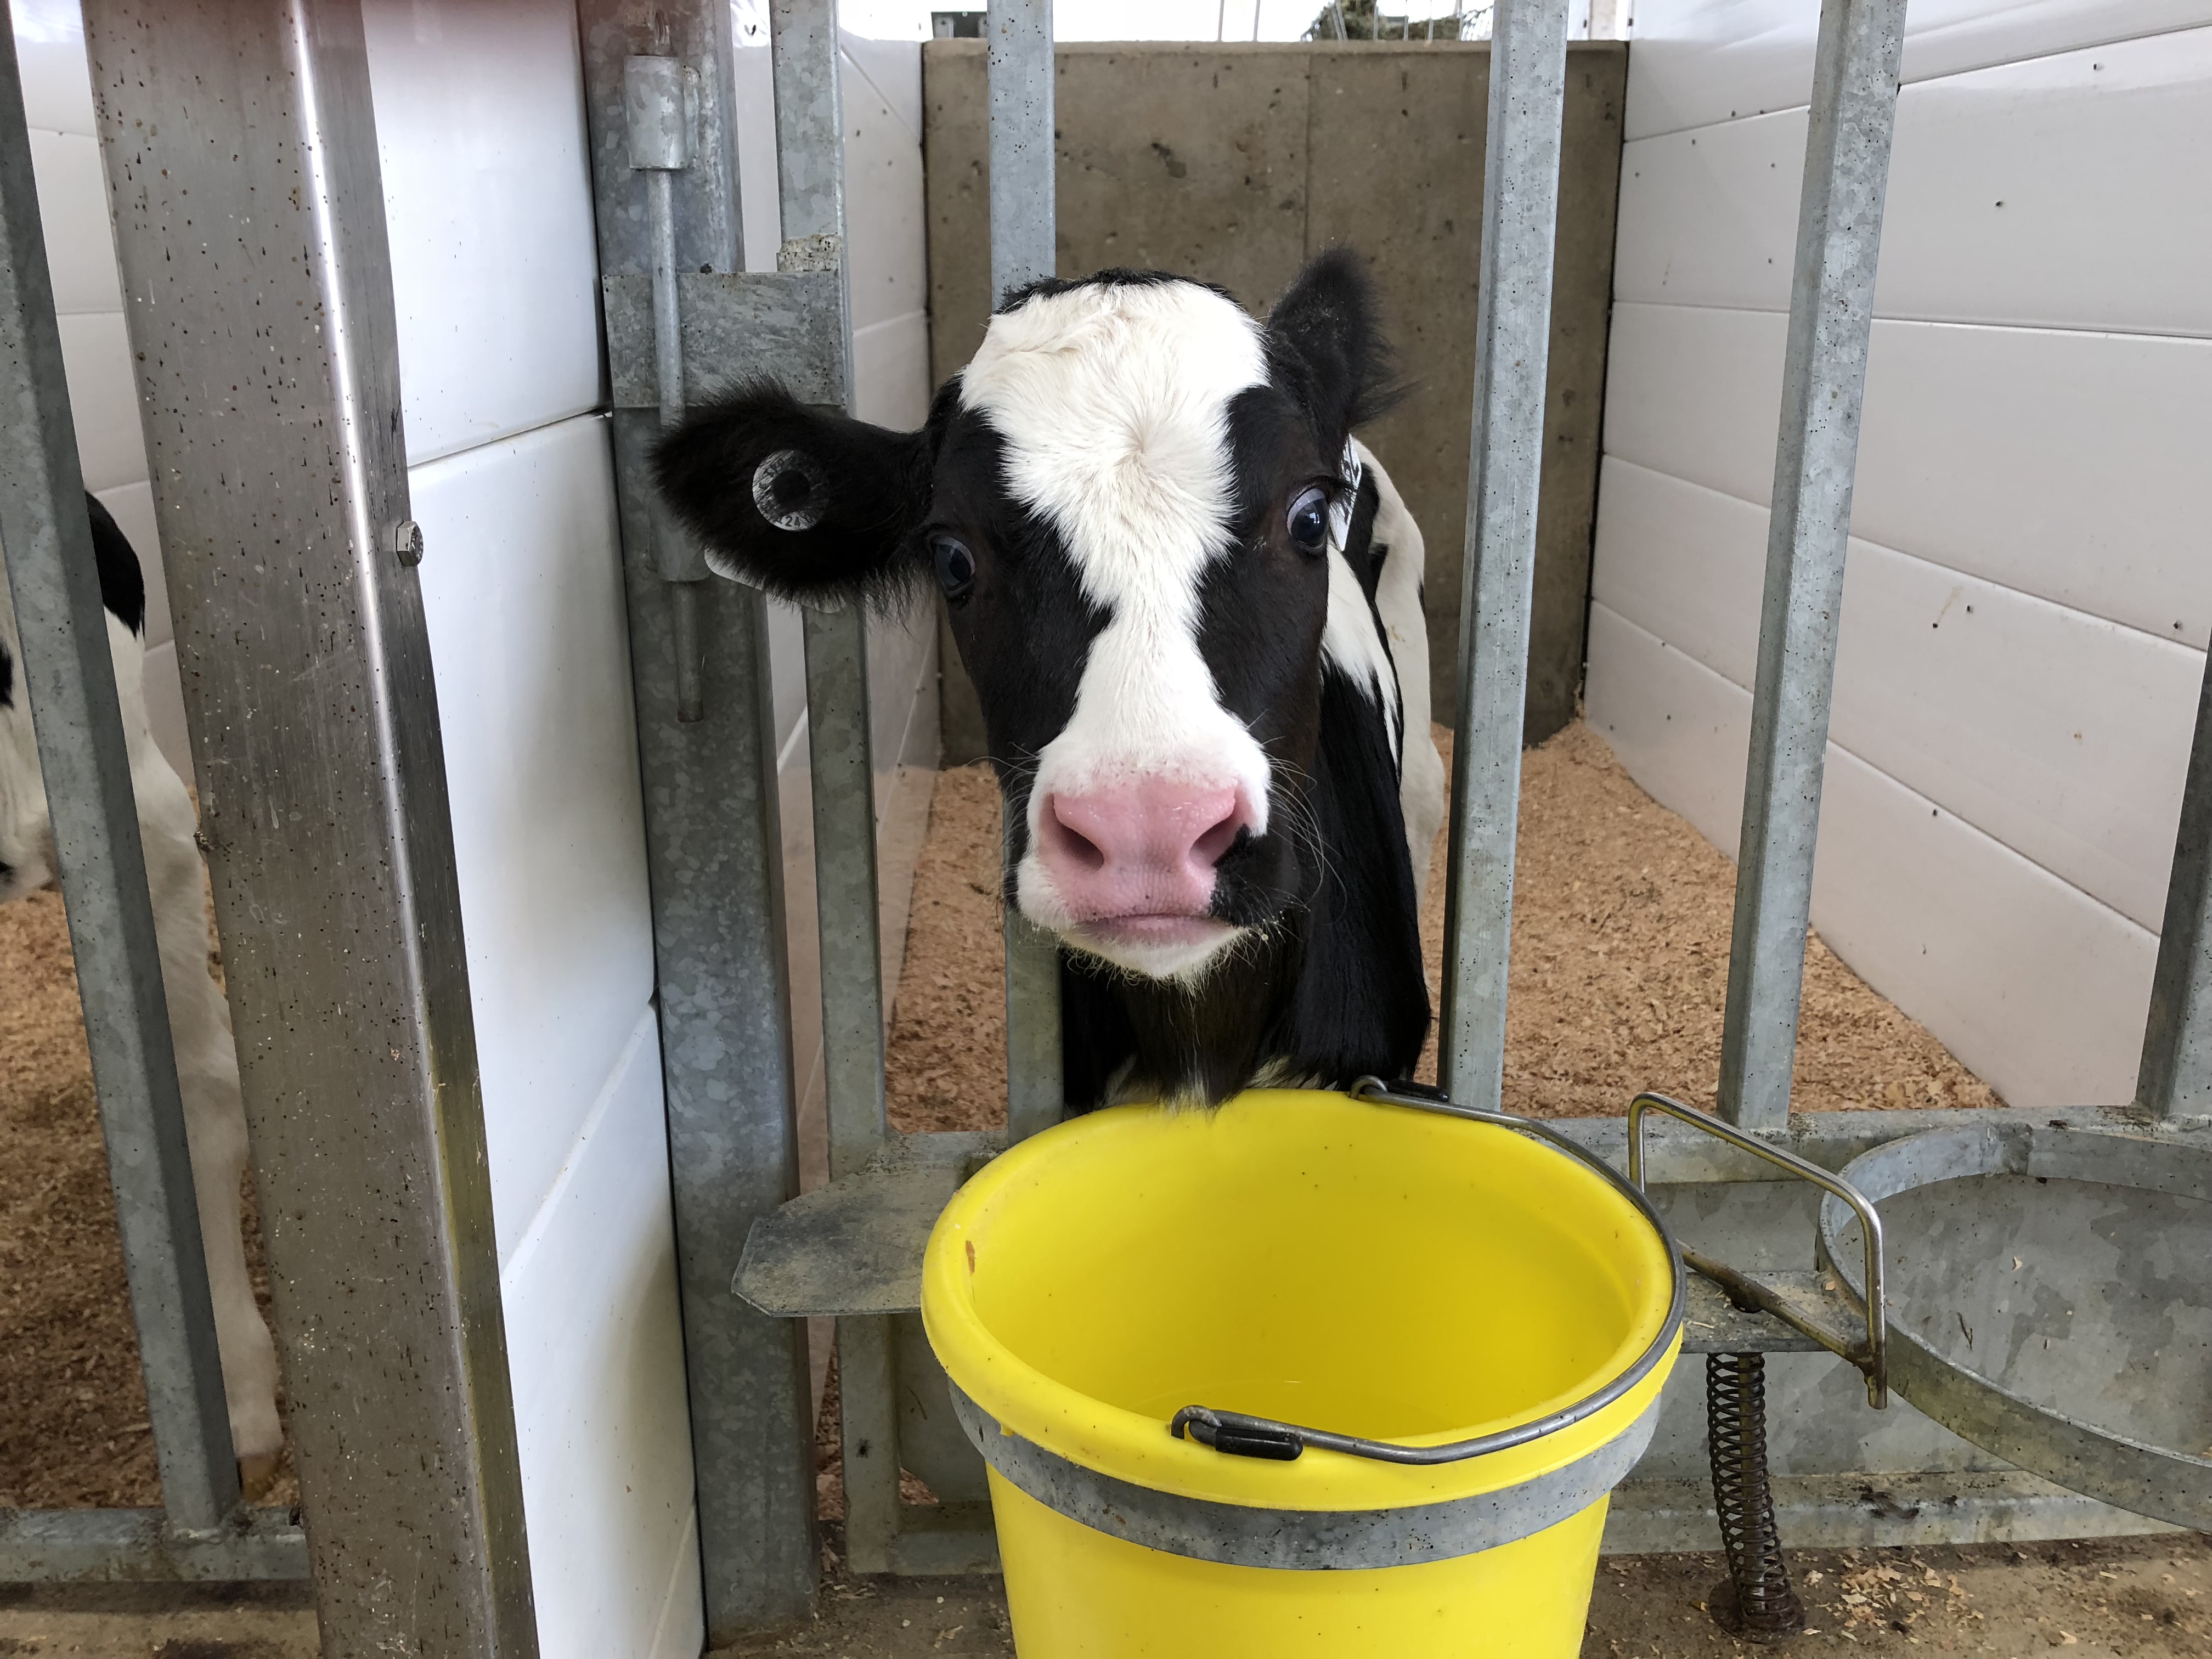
[
  {"xmin": 921, "ymin": 40, "xmax": 1629, "ymax": 760},
  {"xmin": 1588, "ymin": 0, "xmax": 2212, "ymax": 1110}
]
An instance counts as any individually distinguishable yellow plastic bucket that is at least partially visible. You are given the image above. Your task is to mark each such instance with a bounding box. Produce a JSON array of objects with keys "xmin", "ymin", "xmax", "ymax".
[{"xmin": 921, "ymin": 1086, "xmax": 1683, "ymax": 1657}]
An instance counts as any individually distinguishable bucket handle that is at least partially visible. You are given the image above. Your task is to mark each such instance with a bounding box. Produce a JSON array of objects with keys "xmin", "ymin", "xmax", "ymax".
[
  {"xmin": 1628, "ymin": 1092, "xmax": 1889, "ymax": 1409},
  {"xmin": 1166, "ymin": 1079, "xmax": 1688, "ymax": 1464}
]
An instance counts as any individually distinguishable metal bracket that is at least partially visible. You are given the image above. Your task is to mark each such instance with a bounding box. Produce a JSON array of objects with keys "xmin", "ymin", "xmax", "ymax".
[
  {"xmin": 602, "ymin": 269, "xmax": 845, "ymax": 410},
  {"xmin": 1629, "ymin": 1092, "xmax": 1888, "ymax": 1408},
  {"xmin": 735, "ymin": 1130, "xmax": 1005, "ymax": 1318}
]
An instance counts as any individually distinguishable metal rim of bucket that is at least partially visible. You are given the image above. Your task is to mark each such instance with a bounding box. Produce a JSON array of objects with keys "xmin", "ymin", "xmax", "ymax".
[
  {"xmin": 1158, "ymin": 1078, "xmax": 1687, "ymax": 1468},
  {"xmin": 950, "ymin": 1380, "xmax": 1667, "ymax": 1570},
  {"xmin": 1820, "ymin": 1121, "xmax": 2212, "ymax": 1532}
]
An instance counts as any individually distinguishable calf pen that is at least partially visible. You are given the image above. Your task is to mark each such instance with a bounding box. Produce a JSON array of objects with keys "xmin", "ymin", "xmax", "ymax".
[{"xmin": 0, "ymin": 2, "xmax": 2205, "ymax": 1656}]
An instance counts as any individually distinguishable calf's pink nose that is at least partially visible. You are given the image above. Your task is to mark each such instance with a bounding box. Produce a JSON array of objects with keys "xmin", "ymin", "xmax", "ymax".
[{"xmin": 1039, "ymin": 781, "xmax": 1251, "ymax": 919}]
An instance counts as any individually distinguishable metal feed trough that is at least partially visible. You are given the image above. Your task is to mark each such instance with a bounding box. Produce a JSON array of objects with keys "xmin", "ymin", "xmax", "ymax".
[{"xmin": 0, "ymin": 0, "xmax": 2207, "ymax": 1651}]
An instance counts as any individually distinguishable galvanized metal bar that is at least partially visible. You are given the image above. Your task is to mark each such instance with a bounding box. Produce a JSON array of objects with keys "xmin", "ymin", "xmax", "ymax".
[
  {"xmin": 1716, "ymin": 0, "xmax": 1908, "ymax": 1130},
  {"xmin": 1003, "ymin": 904, "xmax": 1066, "ymax": 1140},
  {"xmin": 82, "ymin": 1, "xmax": 535, "ymax": 1649},
  {"xmin": 600, "ymin": 269, "xmax": 844, "ymax": 407},
  {"xmin": 0, "ymin": 21, "xmax": 237, "ymax": 1533},
  {"xmin": 578, "ymin": 0, "xmax": 819, "ymax": 1638},
  {"xmin": 2137, "ymin": 646, "xmax": 2212, "ymax": 1121},
  {"xmin": 1438, "ymin": 0, "xmax": 1570, "ymax": 1109},
  {"xmin": 988, "ymin": 0, "xmax": 1065, "ymax": 1139},
  {"xmin": 764, "ymin": 0, "xmax": 915, "ymax": 1578},
  {"xmin": 987, "ymin": 0, "xmax": 1054, "ymax": 300},
  {"xmin": 806, "ymin": 608, "xmax": 890, "ymax": 1179},
  {"xmin": 0, "ymin": 1508, "xmax": 306, "ymax": 1583}
]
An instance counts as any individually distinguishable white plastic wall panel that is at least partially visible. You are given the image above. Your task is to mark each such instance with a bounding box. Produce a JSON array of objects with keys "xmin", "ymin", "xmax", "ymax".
[
  {"xmin": 13, "ymin": 1, "xmax": 95, "ymax": 136},
  {"xmin": 362, "ymin": 0, "xmax": 604, "ymax": 465},
  {"xmin": 30, "ymin": 129, "xmax": 121, "ymax": 313},
  {"xmin": 1601, "ymin": 304, "xmax": 2212, "ymax": 649},
  {"xmin": 1616, "ymin": 32, "xmax": 2212, "ymax": 337},
  {"xmin": 498, "ymin": 1012, "xmax": 703, "ymax": 1659},
  {"xmin": 1585, "ymin": 604, "xmax": 2158, "ymax": 1108},
  {"xmin": 55, "ymin": 310, "xmax": 143, "ymax": 498},
  {"xmin": 410, "ymin": 417, "xmax": 656, "ymax": 1260},
  {"xmin": 1593, "ymin": 458, "xmax": 2202, "ymax": 932},
  {"xmin": 1623, "ymin": 0, "xmax": 2212, "ymax": 139},
  {"xmin": 843, "ymin": 35, "xmax": 928, "ymax": 348},
  {"xmin": 732, "ymin": 0, "xmax": 778, "ymax": 270}
]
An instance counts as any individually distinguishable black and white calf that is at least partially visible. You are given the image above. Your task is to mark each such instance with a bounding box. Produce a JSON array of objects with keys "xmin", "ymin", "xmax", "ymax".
[
  {"xmin": 1, "ymin": 498, "xmax": 281, "ymax": 1488},
  {"xmin": 658, "ymin": 251, "xmax": 1448, "ymax": 1108}
]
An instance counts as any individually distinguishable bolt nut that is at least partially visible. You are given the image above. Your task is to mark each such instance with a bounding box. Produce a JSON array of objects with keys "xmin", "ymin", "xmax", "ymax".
[{"xmin": 388, "ymin": 518, "xmax": 424, "ymax": 567}]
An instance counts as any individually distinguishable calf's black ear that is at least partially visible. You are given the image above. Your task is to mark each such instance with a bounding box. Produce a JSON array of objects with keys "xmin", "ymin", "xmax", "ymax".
[
  {"xmin": 652, "ymin": 381, "xmax": 930, "ymax": 607},
  {"xmin": 1264, "ymin": 247, "xmax": 1398, "ymax": 447}
]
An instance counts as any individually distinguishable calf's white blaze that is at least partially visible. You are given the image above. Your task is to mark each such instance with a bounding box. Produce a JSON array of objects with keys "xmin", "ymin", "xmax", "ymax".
[{"xmin": 962, "ymin": 281, "xmax": 1277, "ymax": 978}]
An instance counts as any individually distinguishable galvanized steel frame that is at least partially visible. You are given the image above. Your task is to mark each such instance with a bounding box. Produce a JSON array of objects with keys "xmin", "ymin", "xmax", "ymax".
[
  {"xmin": 1712, "ymin": 0, "xmax": 1909, "ymax": 1131},
  {"xmin": 731, "ymin": 0, "xmax": 2212, "ymax": 1600},
  {"xmin": 578, "ymin": 0, "xmax": 820, "ymax": 1639},
  {"xmin": 0, "ymin": 5, "xmax": 268, "ymax": 1575},
  {"xmin": 60, "ymin": 0, "xmax": 534, "ymax": 1647},
  {"xmin": 989, "ymin": 0, "xmax": 1066, "ymax": 1146},
  {"xmin": 1440, "ymin": 0, "xmax": 1571, "ymax": 1108}
]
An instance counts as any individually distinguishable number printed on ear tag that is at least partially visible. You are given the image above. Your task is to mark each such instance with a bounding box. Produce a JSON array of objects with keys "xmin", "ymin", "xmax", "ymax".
[{"xmin": 752, "ymin": 448, "xmax": 827, "ymax": 532}]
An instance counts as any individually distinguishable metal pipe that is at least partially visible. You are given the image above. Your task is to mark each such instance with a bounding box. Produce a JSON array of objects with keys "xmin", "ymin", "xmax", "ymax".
[
  {"xmin": 0, "ymin": 24, "xmax": 238, "ymax": 1532},
  {"xmin": 2138, "ymin": 647, "xmax": 2212, "ymax": 1120},
  {"xmin": 82, "ymin": 1, "xmax": 535, "ymax": 1647},
  {"xmin": 1438, "ymin": 0, "xmax": 1570, "ymax": 1109},
  {"xmin": 988, "ymin": 0, "xmax": 1065, "ymax": 1140},
  {"xmin": 629, "ymin": 54, "xmax": 709, "ymax": 724},
  {"xmin": 1716, "ymin": 0, "xmax": 1908, "ymax": 1131}
]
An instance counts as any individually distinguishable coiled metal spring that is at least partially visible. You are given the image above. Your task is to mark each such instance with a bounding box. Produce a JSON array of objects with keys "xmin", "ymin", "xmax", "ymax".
[{"xmin": 1707, "ymin": 1351, "xmax": 1805, "ymax": 1641}]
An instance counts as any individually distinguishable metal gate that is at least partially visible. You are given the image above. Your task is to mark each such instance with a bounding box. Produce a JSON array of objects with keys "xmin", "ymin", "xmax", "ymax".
[{"xmin": 698, "ymin": 0, "xmax": 2212, "ymax": 1629}]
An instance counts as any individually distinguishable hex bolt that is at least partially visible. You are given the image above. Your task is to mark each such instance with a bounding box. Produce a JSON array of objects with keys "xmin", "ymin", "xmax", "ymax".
[{"xmin": 388, "ymin": 518, "xmax": 424, "ymax": 567}]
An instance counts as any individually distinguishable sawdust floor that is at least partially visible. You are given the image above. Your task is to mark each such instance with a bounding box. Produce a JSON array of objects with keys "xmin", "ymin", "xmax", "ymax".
[
  {"xmin": 707, "ymin": 1536, "xmax": 2212, "ymax": 1657},
  {"xmin": 0, "ymin": 1536, "xmax": 2205, "ymax": 1657},
  {"xmin": 0, "ymin": 888, "xmax": 295, "ymax": 1513}
]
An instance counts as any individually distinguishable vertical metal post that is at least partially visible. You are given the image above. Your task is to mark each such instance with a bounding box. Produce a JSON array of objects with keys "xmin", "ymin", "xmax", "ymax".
[
  {"xmin": 988, "ymin": 0, "xmax": 1065, "ymax": 1141},
  {"xmin": 578, "ymin": 1, "xmax": 819, "ymax": 1638},
  {"xmin": 1716, "ymin": 0, "xmax": 1907, "ymax": 1131},
  {"xmin": 764, "ymin": 0, "xmax": 911, "ymax": 1575},
  {"xmin": 83, "ymin": 2, "xmax": 536, "ymax": 1650},
  {"xmin": 0, "ymin": 22, "xmax": 236, "ymax": 1532},
  {"xmin": 1438, "ymin": 0, "xmax": 1570, "ymax": 1109},
  {"xmin": 2137, "ymin": 648, "xmax": 2212, "ymax": 1121}
]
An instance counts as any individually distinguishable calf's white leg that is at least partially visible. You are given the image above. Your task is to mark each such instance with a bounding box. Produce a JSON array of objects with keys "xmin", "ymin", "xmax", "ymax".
[{"xmin": 113, "ymin": 616, "xmax": 284, "ymax": 1489}]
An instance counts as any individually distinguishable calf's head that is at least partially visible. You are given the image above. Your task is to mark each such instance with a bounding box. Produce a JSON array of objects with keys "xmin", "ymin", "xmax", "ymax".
[{"xmin": 655, "ymin": 252, "xmax": 1395, "ymax": 984}]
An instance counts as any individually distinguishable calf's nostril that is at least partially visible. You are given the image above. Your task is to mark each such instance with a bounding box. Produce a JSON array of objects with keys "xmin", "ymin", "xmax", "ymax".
[
  {"xmin": 1045, "ymin": 797, "xmax": 1108, "ymax": 872},
  {"xmin": 1191, "ymin": 809, "xmax": 1247, "ymax": 869}
]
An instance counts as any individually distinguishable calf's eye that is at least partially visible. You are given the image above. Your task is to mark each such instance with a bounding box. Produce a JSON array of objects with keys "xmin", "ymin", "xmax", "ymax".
[
  {"xmin": 933, "ymin": 535, "xmax": 977, "ymax": 603},
  {"xmin": 1286, "ymin": 486, "xmax": 1330, "ymax": 555}
]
